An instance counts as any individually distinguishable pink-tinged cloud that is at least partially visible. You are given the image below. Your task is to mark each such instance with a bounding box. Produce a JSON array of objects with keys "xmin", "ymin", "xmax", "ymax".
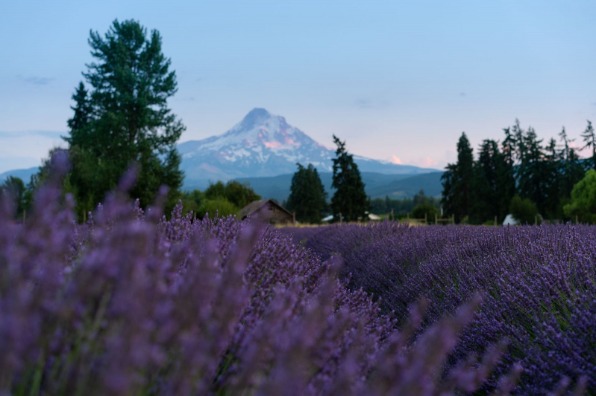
[{"xmin": 415, "ymin": 156, "xmax": 443, "ymax": 168}]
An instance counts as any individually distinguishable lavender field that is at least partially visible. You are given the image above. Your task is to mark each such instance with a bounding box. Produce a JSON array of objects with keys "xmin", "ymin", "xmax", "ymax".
[
  {"xmin": 0, "ymin": 162, "xmax": 593, "ymax": 395},
  {"xmin": 282, "ymin": 222, "xmax": 595, "ymax": 394}
]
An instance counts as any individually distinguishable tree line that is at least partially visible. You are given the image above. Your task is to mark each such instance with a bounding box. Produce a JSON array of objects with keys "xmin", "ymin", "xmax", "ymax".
[
  {"xmin": 4, "ymin": 19, "xmax": 594, "ymax": 225},
  {"xmin": 442, "ymin": 120, "xmax": 596, "ymax": 224},
  {"xmin": 0, "ymin": 18, "xmax": 372, "ymax": 225},
  {"xmin": 286, "ymin": 135, "xmax": 369, "ymax": 223}
]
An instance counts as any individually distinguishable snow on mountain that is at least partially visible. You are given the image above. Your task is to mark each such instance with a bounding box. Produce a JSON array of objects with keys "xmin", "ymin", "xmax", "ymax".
[{"xmin": 178, "ymin": 108, "xmax": 437, "ymax": 188}]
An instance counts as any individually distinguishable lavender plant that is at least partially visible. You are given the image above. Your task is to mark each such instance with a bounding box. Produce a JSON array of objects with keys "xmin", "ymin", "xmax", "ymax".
[
  {"xmin": 283, "ymin": 222, "xmax": 594, "ymax": 394},
  {"xmin": 0, "ymin": 158, "xmax": 529, "ymax": 394}
]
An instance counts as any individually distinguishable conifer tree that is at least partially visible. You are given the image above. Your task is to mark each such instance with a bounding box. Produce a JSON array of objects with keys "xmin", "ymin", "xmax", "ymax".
[
  {"xmin": 331, "ymin": 135, "xmax": 368, "ymax": 222},
  {"xmin": 286, "ymin": 163, "xmax": 327, "ymax": 223},
  {"xmin": 471, "ymin": 139, "xmax": 513, "ymax": 223},
  {"xmin": 557, "ymin": 128, "xmax": 586, "ymax": 215},
  {"xmin": 64, "ymin": 19, "xmax": 184, "ymax": 217},
  {"xmin": 441, "ymin": 132, "xmax": 474, "ymax": 223},
  {"xmin": 581, "ymin": 120, "xmax": 596, "ymax": 170},
  {"xmin": 516, "ymin": 126, "xmax": 547, "ymax": 213}
]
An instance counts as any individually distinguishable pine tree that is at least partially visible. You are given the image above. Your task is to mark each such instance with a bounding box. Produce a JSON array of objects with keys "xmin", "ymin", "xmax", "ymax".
[
  {"xmin": 516, "ymin": 125, "xmax": 547, "ymax": 213},
  {"xmin": 64, "ymin": 19, "xmax": 185, "ymax": 216},
  {"xmin": 441, "ymin": 132, "xmax": 474, "ymax": 223},
  {"xmin": 331, "ymin": 135, "xmax": 368, "ymax": 222},
  {"xmin": 557, "ymin": 128, "xmax": 586, "ymax": 216},
  {"xmin": 286, "ymin": 163, "xmax": 327, "ymax": 223},
  {"xmin": 538, "ymin": 137, "xmax": 566, "ymax": 219},
  {"xmin": 581, "ymin": 120, "xmax": 596, "ymax": 170},
  {"xmin": 0, "ymin": 176, "xmax": 27, "ymax": 219},
  {"xmin": 65, "ymin": 82, "xmax": 93, "ymax": 141},
  {"xmin": 471, "ymin": 139, "xmax": 513, "ymax": 223}
]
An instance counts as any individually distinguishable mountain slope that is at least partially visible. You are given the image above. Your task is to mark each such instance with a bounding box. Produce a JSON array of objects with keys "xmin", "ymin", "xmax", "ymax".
[
  {"xmin": 0, "ymin": 167, "xmax": 38, "ymax": 184},
  {"xmin": 178, "ymin": 108, "xmax": 332, "ymax": 184},
  {"xmin": 179, "ymin": 108, "xmax": 437, "ymax": 189},
  {"xmin": 235, "ymin": 171, "xmax": 444, "ymax": 203}
]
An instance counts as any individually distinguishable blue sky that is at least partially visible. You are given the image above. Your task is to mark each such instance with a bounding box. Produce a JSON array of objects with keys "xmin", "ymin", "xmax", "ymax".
[{"xmin": 1, "ymin": 1, "xmax": 596, "ymax": 173}]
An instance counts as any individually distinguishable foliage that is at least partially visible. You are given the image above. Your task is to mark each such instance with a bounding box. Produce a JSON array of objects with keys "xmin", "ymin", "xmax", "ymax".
[
  {"xmin": 283, "ymin": 223, "xmax": 594, "ymax": 394},
  {"xmin": 563, "ymin": 169, "xmax": 596, "ymax": 223},
  {"xmin": 204, "ymin": 180, "xmax": 260, "ymax": 209},
  {"xmin": 179, "ymin": 189, "xmax": 203, "ymax": 215},
  {"xmin": 441, "ymin": 132, "xmax": 474, "ymax": 223},
  {"xmin": 411, "ymin": 202, "xmax": 439, "ymax": 222},
  {"xmin": 0, "ymin": 176, "xmax": 27, "ymax": 219},
  {"xmin": 370, "ymin": 193, "xmax": 440, "ymax": 219},
  {"xmin": 581, "ymin": 120, "xmax": 596, "ymax": 170},
  {"xmin": 509, "ymin": 195, "xmax": 540, "ymax": 225},
  {"xmin": 199, "ymin": 197, "xmax": 239, "ymax": 219},
  {"xmin": 62, "ymin": 19, "xmax": 184, "ymax": 219},
  {"xmin": 286, "ymin": 163, "xmax": 327, "ymax": 223},
  {"xmin": 0, "ymin": 158, "xmax": 530, "ymax": 395},
  {"xmin": 442, "ymin": 120, "xmax": 590, "ymax": 223},
  {"xmin": 471, "ymin": 139, "xmax": 515, "ymax": 223},
  {"xmin": 331, "ymin": 135, "xmax": 368, "ymax": 222}
]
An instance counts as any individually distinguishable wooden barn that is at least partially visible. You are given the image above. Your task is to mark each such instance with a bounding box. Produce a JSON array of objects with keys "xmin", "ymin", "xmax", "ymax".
[{"xmin": 239, "ymin": 199, "xmax": 295, "ymax": 225}]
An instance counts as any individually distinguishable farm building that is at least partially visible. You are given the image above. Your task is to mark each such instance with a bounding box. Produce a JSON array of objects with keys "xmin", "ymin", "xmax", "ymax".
[{"xmin": 239, "ymin": 199, "xmax": 295, "ymax": 225}]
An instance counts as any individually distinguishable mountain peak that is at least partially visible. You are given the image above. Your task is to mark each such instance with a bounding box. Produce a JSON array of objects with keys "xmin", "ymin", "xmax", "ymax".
[
  {"xmin": 239, "ymin": 108, "xmax": 273, "ymax": 130},
  {"xmin": 177, "ymin": 108, "xmax": 438, "ymax": 187}
]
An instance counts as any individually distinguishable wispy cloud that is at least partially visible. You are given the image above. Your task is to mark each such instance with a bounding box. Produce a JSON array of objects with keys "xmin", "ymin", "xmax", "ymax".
[
  {"xmin": 354, "ymin": 97, "xmax": 391, "ymax": 110},
  {"xmin": 18, "ymin": 75, "xmax": 54, "ymax": 86},
  {"xmin": 0, "ymin": 130, "xmax": 64, "ymax": 139},
  {"xmin": 0, "ymin": 130, "xmax": 66, "ymax": 173}
]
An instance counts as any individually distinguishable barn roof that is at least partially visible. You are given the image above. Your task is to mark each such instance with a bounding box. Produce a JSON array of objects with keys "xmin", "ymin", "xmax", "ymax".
[{"xmin": 238, "ymin": 199, "xmax": 293, "ymax": 220}]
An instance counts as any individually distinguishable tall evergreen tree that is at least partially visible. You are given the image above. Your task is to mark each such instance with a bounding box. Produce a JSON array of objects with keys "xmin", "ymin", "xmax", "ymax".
[
  {"xmin": 557, "ymin": 128, "xmax": 586, "ymax": 216},
  {"xmin": 0, "ymin": 176, "xmax": 27, "ymax": 219},
  {"xmin": 516, "ymin": 126, "xmax": 547, "ymax": 213},
  {"xmin": 540, "ymin": 137, "xmax": 562, "ymax": 218},
  {"xmin": 64, "ymin": 19, "xmax": 185, "ymax": 217},
  {"xmin": 441, "ymin": 132, "xmax": 474, "ymax": 223},
  {"xmin": 581, "ymin": 120, "xmax": 596, "ymax": 170},
  {"xmin": 331, "ymin": 135, "xmax": 368, "ymax": 222},
  {"xmin": 286, "ymin": 163, "xmax": 327, "ymax": 223},
  {"xmin": 66, "ymin": 82, "xmax": 93, "ymax": 138},
  {"xmin": 471, "ymin": 139, "xmax": 513, "ymax": 223},
  {"xmin": 501, "ymin": 126, "xmax": 517, "ymax": 168}
]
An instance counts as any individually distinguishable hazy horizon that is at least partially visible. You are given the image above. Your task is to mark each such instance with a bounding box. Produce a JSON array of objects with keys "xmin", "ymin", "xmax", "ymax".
[{"xmin": 2, "ymin": 1, "xmax": 596, "ymax": 174}]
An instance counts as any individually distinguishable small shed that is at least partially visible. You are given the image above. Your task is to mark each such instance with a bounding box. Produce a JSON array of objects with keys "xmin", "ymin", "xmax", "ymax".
[{"xmin": 239, "ymin": 199, "xmax": 295, "ymax": 225}]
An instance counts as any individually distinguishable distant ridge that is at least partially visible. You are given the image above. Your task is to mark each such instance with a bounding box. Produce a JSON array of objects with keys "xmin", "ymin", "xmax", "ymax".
[
  {"xmin": 0, "ymin": 109, "xmax": 442, "ymax": 196},
  {"xmin": 0, "ymin": 167, "xmax": 38, "ymax": 184},
  {"xmin": 178, "ymin": 108, "xmax": 438, "ymax": 189},
  {"xmin": 235, "ymin": 171, "xmax": 444, "ymax": 203}
]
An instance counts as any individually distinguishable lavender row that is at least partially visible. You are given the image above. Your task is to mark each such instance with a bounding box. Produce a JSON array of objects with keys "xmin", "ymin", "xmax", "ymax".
[
  {"xmin": 0, "ymin": 161, "xmax": 538, "ymax": 394},
  {"xmin": 282, "ymin": 222, "xmax": 595, "ymax": 393}
]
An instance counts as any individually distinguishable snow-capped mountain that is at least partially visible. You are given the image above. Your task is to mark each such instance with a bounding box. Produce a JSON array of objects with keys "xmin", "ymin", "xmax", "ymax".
[{"xmin": 178, "ymin": 108, "xmax": 436, "ymax": 188}]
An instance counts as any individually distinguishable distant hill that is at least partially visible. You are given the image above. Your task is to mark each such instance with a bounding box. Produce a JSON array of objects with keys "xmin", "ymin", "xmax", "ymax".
[
  {"xmin": 0, "ymin": 167, "xmax": 38, "ymax": 184},
  {"xmin": 235, "ymin": 171, "xmax": 444, "ymax": 203},
  {"xmin": 178, "ymin": 108, "xmax": 438, "ymax": 189},
  {"xmin": 365, "ymin": 171, "xmax": 444, "ymax": 199}
]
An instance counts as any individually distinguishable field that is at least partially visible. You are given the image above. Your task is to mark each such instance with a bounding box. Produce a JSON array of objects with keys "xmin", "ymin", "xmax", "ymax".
[
  {"xmin": 282, "ymin": 223, "xmax": 595, "ymax": 394},
  {"xmin": 0, "ymin": 173, "xmax": 593, "ymax": 394}
]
